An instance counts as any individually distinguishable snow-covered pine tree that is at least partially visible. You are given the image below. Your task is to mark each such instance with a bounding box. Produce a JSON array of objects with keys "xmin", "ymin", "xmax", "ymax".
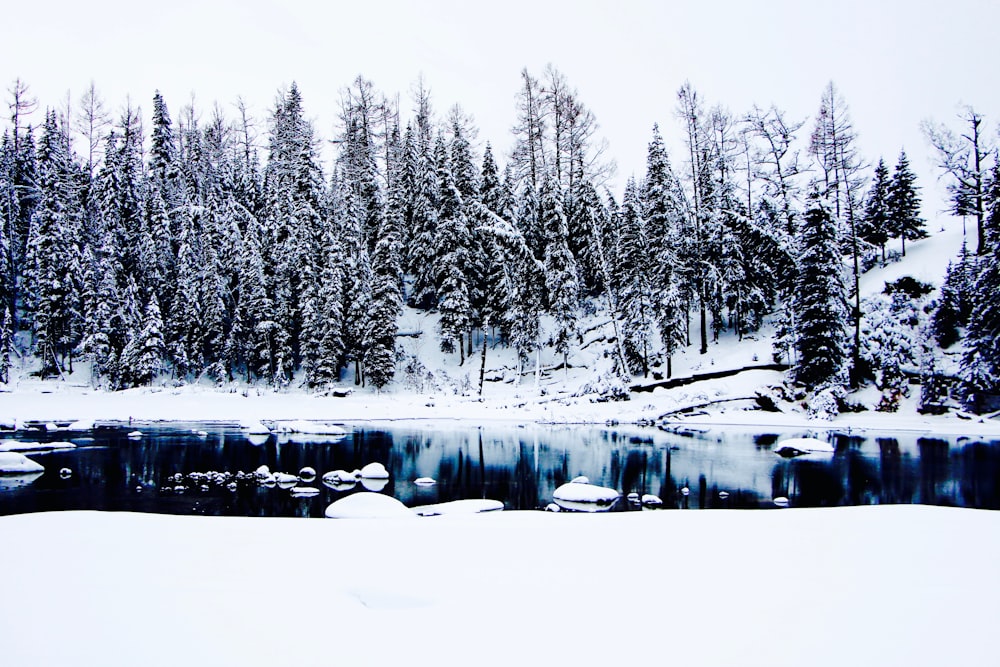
[
  {"xmin": 616, "ymin": 178, "xmax": 654, "ymax": 376},
  {"xmin": 406, "ymin": 132, "xmax": 438, "ymax": 309},
  {"xmin": 794, "ymin": 189, "xmax": 850, "ymax": 392},
  {"xmin": 649, "ymin": 175, "xmax": 689, "ymax": 373},
  {"xmin": 887, "ymin": 150, "xmax": 926, "ymax": 256},
  {"xmin": 367, "ymin": 213, "xmax": 402, "ymax": 390},
  {"xmin": 123, "ymin": 294, "xmax": 165, "ymax": 386},
  {"xmin": 932, "ymin": 240, "xmax": 976, "ymax": 348},
  {"xmin": 917, "ymin": 322, "xmax": 950, "ymax": 414},
  {"xmin": 540, "ymin": 175, "xmax": 579, "ymax": 372},
  {"xmin": 860, "ymin": 158, "xmax": 891, "ymax": 263},
  {"xmin": 808, "ymin": 82, "xmax": 866, "ymax": 384},
  {"xmin": 26, "ymin": 110, "xmax": 83, "ymax": 376},
  {"xmin": 0, "ymin": 306, "xmax": 12, "ymax": 383},
  {"xmin": 0, "ymin": 136, "xmax": 17, "ymax": 317},
  {"xmin": 433, "ymin": 134, "xmax": 472, "ymax": 362},
  {"xmin": 166, "ymin": 213, "xmax": 202, "ymax": 378},
  {"xmin": 961, "ymin": 233, "xmax": 1000, "ymax": 412}
]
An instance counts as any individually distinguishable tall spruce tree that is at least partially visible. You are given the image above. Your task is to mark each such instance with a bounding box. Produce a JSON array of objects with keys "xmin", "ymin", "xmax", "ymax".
[
  {"xmin": 860, "ymin": 158, "xmax": 891, "ymax": 262},
  {"xmin": 540, "ymin": 176, "xmax": 579, "ymax": 372},
  {"xmin": 794, "ymin": 190, "xmax": 849, "ymax": 392},
  {"xmin": 887, "ymin": 150, "xmax": 926, "ymax": 256}
]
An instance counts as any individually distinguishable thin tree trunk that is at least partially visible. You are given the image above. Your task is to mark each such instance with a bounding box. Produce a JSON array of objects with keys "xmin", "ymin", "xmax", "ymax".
[{"xmin": 478, "ymin": 322, "xmax": 488, "ymax": 396}]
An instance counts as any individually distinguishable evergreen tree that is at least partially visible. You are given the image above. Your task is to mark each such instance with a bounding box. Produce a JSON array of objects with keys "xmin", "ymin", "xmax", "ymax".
[
  {"xmin": 961, "ymin": 238, "xmax": 1000, "ymax": 411},
  {"xmin": 616, "ymin": 178, "xmax": 654, "ymax": 376},
  {"xmin": 0, "ymin": 306, "xmax": 11, "ymax": 383},
  {"xmin": 434, "ymin": 135, "xmax": 472, "ymax": 362},
  {"xmin": 794, "ymin": 191, "xmax": 849, "ymax": 391},
  {"xmin": 540, "ymin": 176, "xmax": 579, "ymax": 371},
  {"xmin": 121, "ymin": 294, "xmax": 165, "ymax": 386},
  {"xmin": 860, "ymin": 158, "xmax": 891, "ymax": 263},
  {"xmin": 26, "ymin": 110, "xmax": 82, "ymax": 375},
  {"xmin": 887, "ymin": 150, "xmax": 925, "ymax": 256}
]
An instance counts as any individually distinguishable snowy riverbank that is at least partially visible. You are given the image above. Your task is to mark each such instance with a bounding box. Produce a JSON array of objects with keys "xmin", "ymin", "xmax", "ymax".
[
  {"xmin": 1, "ymin": 506, "xmax": 998, "ymax": 666},
  {"xmin": 2, "ymin": 375, "xmax": 999, "ymax": 437}
]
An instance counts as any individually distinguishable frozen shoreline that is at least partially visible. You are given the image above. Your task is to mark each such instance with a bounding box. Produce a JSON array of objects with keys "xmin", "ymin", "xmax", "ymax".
[
  {"xmin": 2, "ymin": 379, "xmax": 998, "ymax": 437},
  {"xmin": 1, "ymin": 506, "xmax": 998, "ymax": 667}
]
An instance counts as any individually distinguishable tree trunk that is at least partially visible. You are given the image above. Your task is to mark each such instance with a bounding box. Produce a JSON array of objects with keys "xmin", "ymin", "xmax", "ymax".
[{"xmin": 478, "ymin": 326, "xmax": 488, "ymax": 396}]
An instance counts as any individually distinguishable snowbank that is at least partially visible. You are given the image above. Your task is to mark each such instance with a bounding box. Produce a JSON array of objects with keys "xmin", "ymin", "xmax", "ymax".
[
  {"xmin": 774, "ymin": 437, "xmax": 835, "ymax": 457},
  {"xmin": 412, "ymin": 499, "xmax": 504, "ymax": 516},
  {"xmin": 0, "ymin": 451, "xmax": 44, "ymax": 474},
  {"xmin": 324, "ymin": 492, "xmax": 415, "ymax": 519},
  {"xmin": 552, "ymin": 481, "xmax": 620, "ymax": 512},
  {"xmin": 0, "ymin": 440, "xmax": 76, "ymax": 452},
  {"xmin": 0, "ymin": 506, "xmax": 997, "ymax": 667},
  {"xmin": 272, "ymin": 420, "xmax": 347, "ymax": 436}
]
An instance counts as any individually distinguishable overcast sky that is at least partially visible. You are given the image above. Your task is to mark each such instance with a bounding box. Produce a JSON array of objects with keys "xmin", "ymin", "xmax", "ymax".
[{"xmin": 3, "ymin": 0, "xmax": 998, "ymax": 222}]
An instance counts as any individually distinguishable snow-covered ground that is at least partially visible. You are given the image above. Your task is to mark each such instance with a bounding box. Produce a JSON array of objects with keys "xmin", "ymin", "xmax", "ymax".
[{"xmin": 1, "ymin": 506, "xmax": 997, "ymax": 667}]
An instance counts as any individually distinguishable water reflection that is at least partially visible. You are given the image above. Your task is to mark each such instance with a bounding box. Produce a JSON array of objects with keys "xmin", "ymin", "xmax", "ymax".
[{"xmin": 0, "ymin": 423, "xmax": 998, "ymax": 518}]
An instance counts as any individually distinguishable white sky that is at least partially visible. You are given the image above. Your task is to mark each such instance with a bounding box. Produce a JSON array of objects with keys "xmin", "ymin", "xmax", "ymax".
[{"xmin": 3, "ymin": 0, "xmax": 998, "ymax": 221}]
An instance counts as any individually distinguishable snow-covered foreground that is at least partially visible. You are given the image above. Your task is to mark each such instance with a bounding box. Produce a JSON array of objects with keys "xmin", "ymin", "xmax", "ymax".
[{"xmin": 1, "ymin": 507, "xmax": 997, "ymax": 667}]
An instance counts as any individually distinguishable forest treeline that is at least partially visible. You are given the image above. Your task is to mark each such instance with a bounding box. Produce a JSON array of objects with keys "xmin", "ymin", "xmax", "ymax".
[{"xmin": 0, "ymin": 68, "xmax": 998, "ymax": 413}]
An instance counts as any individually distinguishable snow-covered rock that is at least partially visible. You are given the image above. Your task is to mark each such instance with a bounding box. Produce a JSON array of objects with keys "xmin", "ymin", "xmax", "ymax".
[
  {"xmin": 552, "ymin": 482, "xmax": 619, "ymax": 512},
  {"xmin": 290, "ymin": 486, "xmax": 319, "ymax": 497},
  {"xmin": 298, "ymin": 467, "xmax": 317, "ymax": 483},
  {"xmin": 273, "ymin": 420, "xmax": 346, "ymax": 436},
  {"xmin": 59, "ymin": 468, "xmax": 72, "ymax": 478},
  {"xmin": 0, "ymin": 440, "xmax": 76, "ymax": 452},
  {"xmin": 324, "ymin": 469, "xmax": 357, "ymax": 483},
  {"xmin": 274, "ymin": 472, "xmax": 299, "ymax": 488},
  {"xmin": 570, "ymin": 475, "xmax": 590, "ymax": 484},
  {"xmin": 127, "ymin": 431, "xmax": 143, "ymax": 439},
  {"xmin": 412, "ymin": 499, "xmax": 504, "ymax": 516},
  {"xmin": 641, "ymin": 494, "xmax": 663, "ymax": 507},
  {"xmin": 65, "ymin": 419, "xmax": 95, "ymax": 431},
  {"xmin": 414, "ymin": 477, "xmax": 437, "ymax": 486},
  {"xmin": 0, "ymin": 418, "xmax": 15, "ymax": 431},
  {"xmin": 324, "ymin": 492, "xmax": 415, "ymax": 519},
  {"xmin": 0, "ymin": 452, "xmax": 45, "ymax": 474},
  {"xmin": 360, "ymin": 462, "xmax": 389, "ymax": 479},
  {"xmin": 360, "ymin": 477, "xmax": 389, "ymax": 492},
  {"xmin": 240, "ymin": 420, "xmax": 271, "ymax": 435},
  {"xmin": 774, "ymin": 437, "xmax": 835, "ymax": 457},
  {"xmin": 773, "ymin": 496, "xmax": 790, "ymax": 507}
]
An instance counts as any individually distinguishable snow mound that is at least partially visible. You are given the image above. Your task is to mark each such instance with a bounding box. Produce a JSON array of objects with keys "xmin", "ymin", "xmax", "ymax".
[
  {"xmin": 414, "ymin": 477, "xmax": 437, "ymax": 486},
  {"xmin": 0, "ymin": 452, "xmax": 45, "ymax": 474},
  {"xmin": 323, "ymin": 469, "xmax": 360, "ymax": 485},
  {"xmin": 290, "ymin": 486, "xmax": 319, "ymax": 497},
  {"xmin": 361, "ymin": 477, "xmax": 389, "ymax": 492},
  {"xmin": 298, "ymin": 467, "xmax": 317, "ymax": 482},
  {"xmin": 570, "ymin": 475, "xmax": 590, "ymax": 484},
  {"xmin": 412, "ymin": 499, "xmax": 504, "ymax": 516},
  {"xmin": 641, "ymin": 494, "xmax": 663, "ymax": 507},
  {"xmin": 240, "ymin": 420, "xmax": 271, "ymax": 435},
  {"xmin": 325, "ymin": 492, "xmax": 415, "ymax": 519},
  {"xmin": 274, "ymin": 472, "xmax": 298, "ymax": 488},
  {"xmin": 0, "ymin": 441, "xmax": 76, "ymax": 452},
  {"xmin": 0, "ymin": 418, "xmax": 15, "ymax": 430},
  {"xmin": 360, "ymin": 462, "xmax": 389, "ymax": 479},
  {"xmin": 553, "ymin": 482, "xmax": 620, "ymax": 511},
  {"xmin": 775, "ymin": 437, "xmax": 835, "ymax": 457},
  {"xmin": 127, "ymin": 431, "xmax": 143, "ymax": 439},
  {"xmin": 65, "ymin": 419, "xmax": 95, "ymax": 431},
  {"xmin": 273, "ymin": 420, "xmax": 346, "ymax": 436}
]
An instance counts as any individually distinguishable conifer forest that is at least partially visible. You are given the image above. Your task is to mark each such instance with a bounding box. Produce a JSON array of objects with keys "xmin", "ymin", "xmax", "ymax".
[{"xmin": 1, "ymin": 69, "xmax": 998, "ymax": 414}]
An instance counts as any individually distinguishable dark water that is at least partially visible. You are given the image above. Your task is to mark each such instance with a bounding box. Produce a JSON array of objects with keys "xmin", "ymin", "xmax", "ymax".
[{"xmin": 1, "ymin": 421, "xmax": 999, "ymax": 517}]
